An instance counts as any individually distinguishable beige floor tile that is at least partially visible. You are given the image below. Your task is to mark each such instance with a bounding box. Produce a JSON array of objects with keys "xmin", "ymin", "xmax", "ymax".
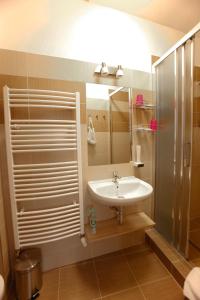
[
  {"xmin": 101, "ymin": 287, "xmax": 144, "ymax": 300},
  {"xmin": 39, "ymin": 269, "xmax": 59, "ymax": 300},
  {"xmin": 141, "ymin": 277, "xmax": 184, "ymax": 300},
  {"xmin": 127, "ymin": 249, "xmax": 170, "ymax": 284},
  {"xmin": 59, "ymin": 261, "xmax": 100, "ymax": 300},
  {"xmin": 95, "ymin": 255, "xmax": 137, "ymax": 296}
]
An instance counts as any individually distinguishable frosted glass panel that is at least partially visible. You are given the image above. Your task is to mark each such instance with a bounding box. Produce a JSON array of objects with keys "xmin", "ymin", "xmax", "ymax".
[
  {"xmin": 155, "ymin": 41, "xmax": 193, "ymax": 256},
  {"xmin": 155, "ymin": 52, "xmax": 176, "ymax": 243},
  {"xmin": 188, "ymin": 32, "xmax": 200, "ymax": 259}
]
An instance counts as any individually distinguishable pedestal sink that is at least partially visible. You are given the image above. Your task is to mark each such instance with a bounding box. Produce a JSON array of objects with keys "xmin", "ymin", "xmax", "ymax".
[{"xmin": 88, "ymin": 176, "xmax": 153, "ymax": 224}]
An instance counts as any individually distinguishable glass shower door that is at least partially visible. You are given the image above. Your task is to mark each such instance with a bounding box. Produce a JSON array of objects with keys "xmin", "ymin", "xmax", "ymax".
[
  {"xmin": 188, "ymin": 32, "xmax": 200, "ymax": 260},
  {"xmin": 178, "ymin": 40, "xmax": 193, "ymax": 255},
  {"xmin": 155, "ymin": 39, "xmax": 194, "ymax": 256},
  {"xmin": 155, "ymin": 52, "xmax": 176, "ymax": 244}
]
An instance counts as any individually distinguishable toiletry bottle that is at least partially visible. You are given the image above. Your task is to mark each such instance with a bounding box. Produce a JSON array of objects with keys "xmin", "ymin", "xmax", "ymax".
[
  {"xmin": 88, "ymin": 207, "xmax": 96, "ymax": 234},
  {"xmin": 135, "ymin": 94, "xmax": 144, "ymax": 106},
  {"xmin": 150, "ymin": 119, "xmax": 157, "ymax": 131},
  {"xmin": 136, "ymin": 145, "xmax": 141, "ymax": 163}
]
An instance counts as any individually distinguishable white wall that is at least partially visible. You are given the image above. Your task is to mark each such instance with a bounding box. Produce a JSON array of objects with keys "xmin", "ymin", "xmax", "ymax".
[{"xmin": 0, "ymin": 0, "xmax": 184, "ymax": 72}]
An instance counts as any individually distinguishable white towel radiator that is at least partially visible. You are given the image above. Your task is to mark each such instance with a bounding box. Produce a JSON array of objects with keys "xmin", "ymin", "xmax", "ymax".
[{"xmin": 3, "ymin": 86, "xmax": 84, "ymax": 250}]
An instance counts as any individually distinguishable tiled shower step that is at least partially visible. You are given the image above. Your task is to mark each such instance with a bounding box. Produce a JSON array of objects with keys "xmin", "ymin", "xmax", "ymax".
[{"xmin": 145, "ymin": 229, "xmax": 192, "ymax": 287}]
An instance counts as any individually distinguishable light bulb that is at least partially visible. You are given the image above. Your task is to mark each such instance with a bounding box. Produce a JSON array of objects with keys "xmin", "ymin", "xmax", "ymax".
[
  {"xmin": 116, "ymin": 65, "xmax": 124, "ymax": 78},
  {"xmin": 101, "ymin": 62, "xmax": 109, "ymax": 76},
  {"xmin": 94, "ymin": 64, "xmax": 102, "ymax": 73}
]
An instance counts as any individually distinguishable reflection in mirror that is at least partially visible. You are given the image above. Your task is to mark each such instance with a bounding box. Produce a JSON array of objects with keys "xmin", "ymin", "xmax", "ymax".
[{"xmin": 86, "ymin": 83, "xmax": 131, "ymax": 166}]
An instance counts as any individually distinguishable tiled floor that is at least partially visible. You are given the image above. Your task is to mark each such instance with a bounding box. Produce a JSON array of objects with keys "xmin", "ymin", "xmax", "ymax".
[
  {"xmin": 39, "ymin": 244, "xmax": 184, "ymax": 300},
  {"xmin": 189, "ymin": 217, "xmax": 200, "ymax": 266}
]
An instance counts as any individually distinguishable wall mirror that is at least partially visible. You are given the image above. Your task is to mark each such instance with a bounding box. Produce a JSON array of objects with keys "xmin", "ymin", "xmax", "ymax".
[{"xmin": 86, "ymin": 83, "xmax": 132, "ymax": 166}]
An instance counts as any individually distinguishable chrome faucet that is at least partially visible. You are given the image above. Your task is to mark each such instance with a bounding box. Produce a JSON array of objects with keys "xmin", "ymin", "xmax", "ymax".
[{"xmin": 113, "ymin": 171, "xmax": 120, "ymax": 184}]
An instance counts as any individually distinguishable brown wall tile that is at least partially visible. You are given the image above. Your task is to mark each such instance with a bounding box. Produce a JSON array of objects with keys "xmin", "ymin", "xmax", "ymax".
[
  {"xmin": 87, "ymin": 110, "xmax": 109, "ymax": 132},
  {"xmin": 110, "ymin": 90, "xmax": 129, "ymax": 102},
  {"xmin": 0, "ymin": 75, "xmax": 86, "ymax": 124},
  {"xmin": 0, "ymin": 49, "xmax": 28, "ymax": 77},
  {"xmin": 27, "ymin": 77, "xmax": 86, "ymax": 104},
  {"xmin": 112, "ymin": 122, "xmax": 129, "ymax": 132},
  {"xmin": 0, "ymin": 74, "xmax": 28, "ymax": 123},
  {"xmin": 111, "ymin": 111, "xmax": 129, "ymax": 123},
  {"xmin": 194, "ymin": 66, "xmax": 200, "ymax": 81}
]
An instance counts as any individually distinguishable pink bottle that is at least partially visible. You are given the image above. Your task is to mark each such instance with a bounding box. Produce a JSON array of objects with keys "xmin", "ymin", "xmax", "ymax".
[
  {"xmin": 150, "ymin": 119, "xmax": 157, "ymax": 131},
  {"xmin": 135, "ymin": 94, "xmax": 144, "ymax": 106}
]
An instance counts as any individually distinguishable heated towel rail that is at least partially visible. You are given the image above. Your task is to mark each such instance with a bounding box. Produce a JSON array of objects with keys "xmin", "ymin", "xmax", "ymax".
[{"xmin": 3, "ymin": 86, "xmax": 84, "ymax": 250}]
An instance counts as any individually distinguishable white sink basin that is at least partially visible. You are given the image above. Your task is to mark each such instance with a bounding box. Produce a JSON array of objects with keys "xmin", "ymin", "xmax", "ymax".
[{"xmin": 88, "ymin": 176, "xmax": 153, "ymax": 206}]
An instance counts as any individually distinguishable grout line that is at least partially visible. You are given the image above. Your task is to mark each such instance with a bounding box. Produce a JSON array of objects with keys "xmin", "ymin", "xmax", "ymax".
[
  {"xmin": 90, "ymin": 238, "xmax": 103, "ymax": 299},
  {"xmin": 123, "ymin": 249, "xmax": 180, "ymax": 299},
  {"xmin": 92, "ymin": 258, "xmax": 102, "ymax": 300},
  {"xmin": 91, "ymin": 245, "xmax": 152, "ymax": 300},
  {"xmin": 139, "ymin": 275, "xmax": 173, "ymax": 287},
  {"xmin": 123, "ymin": 253, "xmax": 147, "ymax": 300},
  {"xmin": 57, "ymin": 267, "xmax": 61, "ymax": 300},
  {"xmin": 99, "ymin": 286, "xmax": 144, "ymax": 299}
]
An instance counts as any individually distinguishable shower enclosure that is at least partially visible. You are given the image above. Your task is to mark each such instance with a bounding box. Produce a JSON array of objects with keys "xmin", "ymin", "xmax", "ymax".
[{"xmin": 155, "ymin": 27, "xmax": 200, "ymax": 259}]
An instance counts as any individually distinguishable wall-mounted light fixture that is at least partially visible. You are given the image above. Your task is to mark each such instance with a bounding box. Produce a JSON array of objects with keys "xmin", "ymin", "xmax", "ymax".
[{"xmin": 94, "ymin": 62, "xmax": 124, "ymax": 78}]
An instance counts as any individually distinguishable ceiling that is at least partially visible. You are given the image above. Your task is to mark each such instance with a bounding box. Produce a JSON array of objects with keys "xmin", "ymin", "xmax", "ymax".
[{"xmin": 91, "ymin": 0, "xmax": 200, "ymax": 32}]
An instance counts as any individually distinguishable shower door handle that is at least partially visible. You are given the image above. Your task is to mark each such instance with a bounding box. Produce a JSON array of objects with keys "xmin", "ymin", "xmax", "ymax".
[{"xmin": 184, "ymin": 142, "xmax": 191, "ymax": 167}]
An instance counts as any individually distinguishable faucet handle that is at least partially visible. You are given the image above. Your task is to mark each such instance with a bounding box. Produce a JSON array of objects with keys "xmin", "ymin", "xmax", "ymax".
[
  {"xmin": 113, "ymin": 171, "xmax": 118, "ymax": 177},
  {"xmin": 113, "ymin": 171, "xmax": 121, "ymax": 179}
]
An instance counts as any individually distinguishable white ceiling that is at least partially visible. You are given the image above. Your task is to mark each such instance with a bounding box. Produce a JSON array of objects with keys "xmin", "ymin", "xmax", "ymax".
[{"xmin": 91, "ymin": 0, "xmax": 200, "ymax": 32}]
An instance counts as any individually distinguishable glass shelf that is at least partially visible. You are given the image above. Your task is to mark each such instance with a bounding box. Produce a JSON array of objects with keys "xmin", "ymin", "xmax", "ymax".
[
  {"xmin": 133, "ymin": 104, "xmax": 156, "ymax": 110},
  {"xmin": 134, "ymin": 127, "xmax": 156, "ymax": 132}
]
